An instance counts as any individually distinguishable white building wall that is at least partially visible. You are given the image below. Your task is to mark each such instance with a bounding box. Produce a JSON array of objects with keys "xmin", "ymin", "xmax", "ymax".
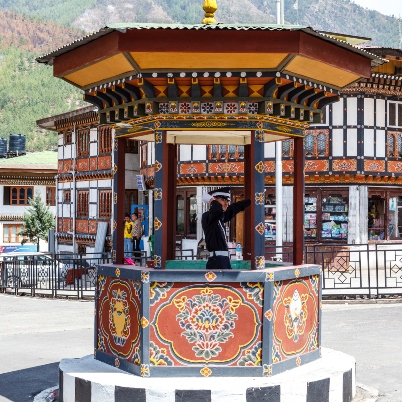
[
  {"xmin": 364, "ymin": 129, "xmax": 374, "ymax": 157},
  {"xmin": 376, "ymin": 99, "xmax": 386, "ymax": 127},
  {"xmin": 376, "ymin": 130, "xmax": 386, "ymax": 157},
  {"xmin": 364, "ymin": 98, "xmax": 375, "ymax": 126},
  {"xmin": 347, "ymin": 97, "xmax": 357, "ymax": 126},
  {"xmin": 347, "ymin": 129, "xmax": 357, "ymax": 156},
  {"xmin": 180, "ymin": 145, "xmax": 192, "ymax": 161},
  {"xmin": 332, "ymin": 129, "xmax": 344, "ymax": 156},
  {"xmin": 193, "ymin": 145, "xmax": 206, "ymax": 160},
  {"xmin": 264, "ymin": 142, "xmax": 275, "ymax": 158},
  {"xmin": 332, "ymin": 98, "xmax": 344, "ymax": 126}
]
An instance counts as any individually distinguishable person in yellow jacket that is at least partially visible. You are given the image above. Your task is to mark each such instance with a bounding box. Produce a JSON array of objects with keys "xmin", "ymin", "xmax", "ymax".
[{"xmin": 124, "ymin": 213, "xmax": 133, "ymax": 258}]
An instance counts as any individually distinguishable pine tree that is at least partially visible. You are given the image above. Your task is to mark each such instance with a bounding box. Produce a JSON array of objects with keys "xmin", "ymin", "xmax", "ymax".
[{"xmin": 18, "ymin": 190, "xmax": 56, "ymax": 251}]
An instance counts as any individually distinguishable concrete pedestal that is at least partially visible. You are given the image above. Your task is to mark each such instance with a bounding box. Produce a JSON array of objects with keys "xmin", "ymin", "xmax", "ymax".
[{"xmin": 59, "ymin": 347, "xmax": 355, "ymax": 402}]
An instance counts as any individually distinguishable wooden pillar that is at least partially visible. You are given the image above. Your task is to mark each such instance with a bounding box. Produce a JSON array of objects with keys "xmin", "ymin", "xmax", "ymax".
[
  {"xmin": 293, "ymin": 136, "xmax": 305, "ymax": 265},
  {"xmin": 153, "ymin": 130, "xmax": 176, "ymax": 268},
  {"xmin": 113, "ymin": 137, "xmax": 126, "ymax": 264},
  {"xmin": 244, "ymin": 130, "xmax": 266, "ymax": 270}
]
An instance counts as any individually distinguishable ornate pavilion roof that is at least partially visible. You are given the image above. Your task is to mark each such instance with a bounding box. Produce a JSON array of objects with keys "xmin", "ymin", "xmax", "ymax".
[{"xmin": 36, "ymin": 23, "xmax": 385, "ymax": 146}]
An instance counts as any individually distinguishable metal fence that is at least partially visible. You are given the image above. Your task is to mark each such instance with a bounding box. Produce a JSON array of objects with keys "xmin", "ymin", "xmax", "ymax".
[
  {"xmin": 265, "ymin": 242, "xmax": 402, "ymax": 299},
  {"xmin": 0, "ymin": 252, "xmax": 112, "ymax": 299},
  {"xmin": 2, "ymin": 243, "xmax": 402, "ymax": 299}
]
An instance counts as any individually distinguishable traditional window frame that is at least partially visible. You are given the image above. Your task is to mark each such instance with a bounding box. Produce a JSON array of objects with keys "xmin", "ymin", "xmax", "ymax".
[
  {"xmin": 176, "ymin": 188, "xmax": 197, "ymax": 240},
  {"xmin": 8, "ymin": 186, "xmax": 34, "ymax": 205},
  {"xmin": 77, "ymin": 190, "xmax": 89, "ymax": 218},
  {"xmin": 77, "ymin": 127, "xmax": 90, "ymax": 157},
  {"xmin": 388, "ymin": 101, "xmax": 402, "ymax": 127},
  {"xmin": 208, "ymin": 145, "xmax": 244, "ymax": 160},
  {"xmin": 99, "ymin": 189, "xmax": 112, "ymax": 218},
  {"xmin": 282, "ymin": 130, "xmax": 329, "ymax": 159},
  {"xmin": 99, "ymin": 125, "xmax": 113, "ymax": 154},
  {"xmin": 3, "ymin": 224, "xmax": 24, "ymax": 243},
  {"xmin": 387, "ymin": 131, "xmax": 402, "ymax": 159},
  {"xmin": 46, "ymin": 187, "xmax": 56, "ymax": 206},
  {"xmin": 64, "ymin": 130, "xmax": 72, "ymax": 145}
]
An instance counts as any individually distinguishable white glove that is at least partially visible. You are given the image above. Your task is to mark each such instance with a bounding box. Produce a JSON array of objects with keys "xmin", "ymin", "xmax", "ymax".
[{"xmin": 202, "ymin": 193, "xmax": 213, "ymax": 203}]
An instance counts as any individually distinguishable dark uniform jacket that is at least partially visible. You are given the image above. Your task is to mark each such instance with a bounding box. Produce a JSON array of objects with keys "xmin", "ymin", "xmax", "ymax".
[{"xmin": 202, "ymin": 199, "xmax": 251, "ymax": 252}]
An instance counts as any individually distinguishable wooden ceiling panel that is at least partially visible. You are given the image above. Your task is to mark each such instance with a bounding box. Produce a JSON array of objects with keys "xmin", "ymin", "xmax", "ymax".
[
  {"xmin": 285, "ymin": 55, "xmax": 361, "ymax": 88},
  {"xmin": 64, "ymin": 54, "xmax": 135, "ymax": 87}
]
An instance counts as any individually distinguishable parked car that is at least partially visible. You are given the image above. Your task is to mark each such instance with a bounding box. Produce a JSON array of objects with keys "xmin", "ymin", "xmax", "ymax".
[{"xmin": 0, "ymin": 252, "xmax": 61, "ymax": 288}]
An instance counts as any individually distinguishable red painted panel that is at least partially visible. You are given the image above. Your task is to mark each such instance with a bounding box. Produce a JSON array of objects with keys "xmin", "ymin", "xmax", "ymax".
[
  {"xmin": 77, "ymin": 158, "xmax": 89, "ymax": 171},
  {"xmin": 97, "ymin": 277, "xmax": 141, "ymax": 362},
  {"xmin": 388, "ymin": 161, "xmax": 402, "ymax": 173},
  {"xmin": 76, "ymin": 219, "xmax": 89, "ymax": 233},
  {"xmin": 118, "ymin": 29, "xmax": 301, "ymax": 54},
  {"xmin": 272, "ymin": 276, "xmax": 319, "ymax": 362},
  {"xmin": 150, "ymin": 282, "xmax": 263, "ymax": 366},
  {"xmin": 98, "ymin": 155, "xmax": 112, "ymax": 170}
]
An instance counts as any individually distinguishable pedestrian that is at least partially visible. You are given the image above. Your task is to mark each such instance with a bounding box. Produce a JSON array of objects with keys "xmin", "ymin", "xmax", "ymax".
[
  {"xmin": 123, "ymin": 213, "xmax": 133, "ymax": 258},
  {"xmin": 201, "ymin": 187, "xmax": 251, "ymax": 270},
  {"xmin": 131, "ymin": 212, "xmax": 142, "ymax": 264}
]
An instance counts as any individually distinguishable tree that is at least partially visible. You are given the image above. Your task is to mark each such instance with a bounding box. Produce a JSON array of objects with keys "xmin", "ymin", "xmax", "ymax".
[{"xmin": 18, "ymin": 190, "xmax": 56, "ymax": 251}]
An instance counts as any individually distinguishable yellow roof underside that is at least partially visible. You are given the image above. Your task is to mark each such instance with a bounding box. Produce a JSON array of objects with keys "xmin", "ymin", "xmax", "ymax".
[
  {"xmin": 64, "ymin": 53, "xmax": 134, "ymax": 87},
  {"xmin": 286, "ymin": 55, "xmax": 361, "ymax": 88}
]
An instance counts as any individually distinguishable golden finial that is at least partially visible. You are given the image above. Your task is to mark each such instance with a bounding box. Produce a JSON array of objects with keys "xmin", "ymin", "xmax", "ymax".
[{"xmin": 202, "ymin": 0, "xmax": 217, "ymax": 24}]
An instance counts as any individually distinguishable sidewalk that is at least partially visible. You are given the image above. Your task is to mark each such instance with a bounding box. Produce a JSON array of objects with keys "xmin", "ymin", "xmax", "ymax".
[{"xmin": 0, "ymin": 294, "xmax": 401, "ymax": 401}]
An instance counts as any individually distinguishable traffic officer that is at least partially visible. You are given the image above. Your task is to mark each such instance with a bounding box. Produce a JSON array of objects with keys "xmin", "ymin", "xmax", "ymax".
[{"xmin": 201, "ymin": 187, "xmax": 251, "ymax": 270}]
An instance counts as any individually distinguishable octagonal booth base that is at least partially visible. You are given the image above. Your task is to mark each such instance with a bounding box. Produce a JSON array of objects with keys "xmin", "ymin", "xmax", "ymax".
[{"xmin": 59, "ymin": 348, "xmax": 355, "ymax": 402}]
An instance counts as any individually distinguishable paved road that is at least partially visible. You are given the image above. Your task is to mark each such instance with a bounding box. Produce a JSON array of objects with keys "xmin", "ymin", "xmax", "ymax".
[
  {"xmin": 0, "ymin": 294, "xmax": 401, "ymax": 401},
  {"xmin": 322, "ymin": 301, "xmax": 402, "ymax": 402}
]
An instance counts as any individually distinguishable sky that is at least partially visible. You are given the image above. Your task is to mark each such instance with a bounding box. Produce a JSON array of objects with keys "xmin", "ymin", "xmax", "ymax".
[{"xmin": 352, "ymin": 0, "xmax": 402, "ymax": 17}]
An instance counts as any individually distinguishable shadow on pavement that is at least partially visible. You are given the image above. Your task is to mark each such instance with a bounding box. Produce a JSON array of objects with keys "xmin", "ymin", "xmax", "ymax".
[{"xmin": 0, "ymin": 362, "xmax": 58, "ymax": 402}]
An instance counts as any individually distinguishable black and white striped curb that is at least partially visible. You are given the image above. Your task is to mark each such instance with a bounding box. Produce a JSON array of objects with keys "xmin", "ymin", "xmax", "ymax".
[{"xmin": 59, "ymin": 348, "xmax": 355, "ymax": 402}]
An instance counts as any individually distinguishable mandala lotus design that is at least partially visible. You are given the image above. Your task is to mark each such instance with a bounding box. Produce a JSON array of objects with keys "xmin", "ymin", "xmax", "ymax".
[
  {"xmin": 174, "ymin": 288, "xmax": 240, "ymax": 360},
  {"xmin": 189, "ymin": 302, "xmax": 225, "ymax": 334}
]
